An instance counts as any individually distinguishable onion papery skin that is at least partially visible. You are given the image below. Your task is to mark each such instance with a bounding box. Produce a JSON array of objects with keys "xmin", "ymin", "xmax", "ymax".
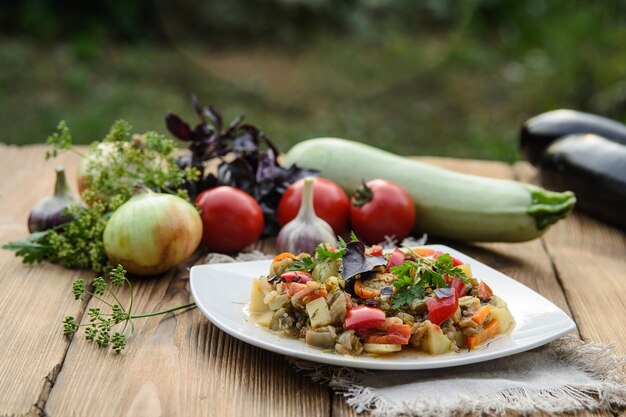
[{"xmin": 103, "ymin": 193, "xmax": 202, "ymax": 275}]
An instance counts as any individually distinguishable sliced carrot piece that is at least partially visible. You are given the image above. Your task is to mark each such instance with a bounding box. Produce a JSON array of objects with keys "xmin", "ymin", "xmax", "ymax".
[
  {"xmin": 471, "ymin": 304, "xmax": 491, "ymax": 325},
  {"xmin": 272, "ymin": 252, "xmax": 297, "ymax": 264},
  {"xmin": 354, "ymin": 280, "xmax": 381, "ymax": 299},
  {"xmin": 467, "ymin": 319, "xmax": 500, "ymax": 349}
]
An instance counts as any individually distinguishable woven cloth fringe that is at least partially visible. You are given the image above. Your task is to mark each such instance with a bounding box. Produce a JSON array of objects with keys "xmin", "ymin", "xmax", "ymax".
[{"xmin": 291, "ymin": 336, "xmax": 626, "ymax": 416}]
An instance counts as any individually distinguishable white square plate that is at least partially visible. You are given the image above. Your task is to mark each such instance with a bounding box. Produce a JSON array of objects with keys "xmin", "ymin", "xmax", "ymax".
[{"xmin": 190, "ymin": 244, "xmax": 576, "ymax": 370}]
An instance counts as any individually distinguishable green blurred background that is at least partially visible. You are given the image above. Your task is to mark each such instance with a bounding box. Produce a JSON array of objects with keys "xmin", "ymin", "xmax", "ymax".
[{"xmin": 1, "ymin": 0, "xmax": 625, "ymax": 161}]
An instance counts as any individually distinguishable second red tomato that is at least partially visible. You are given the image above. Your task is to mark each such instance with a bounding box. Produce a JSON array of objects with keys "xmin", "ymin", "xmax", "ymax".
[
  {"xmin": 278, "ymin": 177, "xmax": 350, "ymax": 234},
  {"xmin": 350, "ymin": 179, "xmax": 415, "ymax": 244}
]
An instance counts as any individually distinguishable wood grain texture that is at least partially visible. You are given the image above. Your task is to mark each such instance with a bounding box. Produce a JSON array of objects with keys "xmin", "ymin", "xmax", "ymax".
[
  {"xmin": 0, "ymin": 145, "xmax": 92, "ymax": 416},
  {"xmin": 0, "ymin": 146, "xmax": 621, "ymax": 417},
  {"xmin": 514, "ymin": 161, "xmax": 626, "ymax": 356},
  {"xmin": 45, "ymin": 258, "xmax": 330, "ymax": 417}
]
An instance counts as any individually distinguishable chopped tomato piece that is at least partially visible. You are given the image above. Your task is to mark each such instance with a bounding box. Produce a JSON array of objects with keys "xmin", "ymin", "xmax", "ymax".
[
  {"xmin": 280, "ymin": 271, "xmax": 313, "ymax": 283},
  {"xmin": 365, "ymin": 245, "xmax": 384, "ymax": 256},
  {"xmin": 450, "ymin": 276, "xmax": 468, "ymax": 297},
  {"xmin": 285, "ymin": 282, "xmax": 307, "ymax": 296},
  {"xmin": 364, "ymin": 322, "xmax": 412, "ymax": 345},
  {"xmin": 426, "ymin": 288, "xmax": 458, "ymax": 326},
  {"xmin": 344, "ymin": 306, "xmax": 386, "ymax": 330},
  {"xmin": 387, "ymin": 249, "xmax": 406, "ymax": 270},
  {"xmin": 292, "ymin": 286, "xmax": 328, "ymax": 303},
  {"xmin": 475, "ymin": 282, "xmax": 493, "ymax": 301}
]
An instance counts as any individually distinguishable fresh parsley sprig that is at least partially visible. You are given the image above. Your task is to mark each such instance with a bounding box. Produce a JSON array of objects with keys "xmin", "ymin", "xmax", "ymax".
[
  {"xmin": 63, "ymin": 265, "xmax": 195, "ymax": 353},
  {"xmin": 288, "ymin": 256, "xmax": 318, "ymax": 272},
  {"xmin": 390, "ymin": 251, "xmax": 468, "ymax": 309}
]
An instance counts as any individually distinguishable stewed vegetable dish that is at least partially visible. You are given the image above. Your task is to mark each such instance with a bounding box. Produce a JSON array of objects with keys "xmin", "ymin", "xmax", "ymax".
[{"xmin": 249, "ymin": 239, "xmax": 514, "ymax": 356}]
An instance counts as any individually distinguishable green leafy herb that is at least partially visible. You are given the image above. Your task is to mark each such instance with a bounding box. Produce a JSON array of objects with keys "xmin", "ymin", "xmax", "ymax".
[
  {"xmin": 5, "ymin": 120, "xmax": 200, "ymax": 272},
  {"xmin": 315, "ymin": 239, "xmax": 347, "ymax": 262},
  {"xmin": 390, "ymin": 254, "xmax": 462, "ymax": 309},
  {"xmin": 63, "ymin": 264, "xmax": 195, "ymax": 353},
  {"xmin": 391, "ymin": 264, "xmax": 425, "ymax": 309},
  {"xmin": 288, "ymin": 256, "xmax": 318, "ymax": 272},
  {"xmin": 3, "ymin": 204, "xmax": 111, "ymax": 272},
  {"xmin": 434, "ymin": 253, "xmax": 468, "ymax": 283}
]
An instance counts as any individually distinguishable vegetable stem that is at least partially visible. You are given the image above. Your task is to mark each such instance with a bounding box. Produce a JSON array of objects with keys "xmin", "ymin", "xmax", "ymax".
[
  {"xmin": 527, "ymin": 188, "xmax": 577, "ymax": 230},
  {"xmin": 129, "ymin": 302, "xmax": 196, "ymax": 319}
]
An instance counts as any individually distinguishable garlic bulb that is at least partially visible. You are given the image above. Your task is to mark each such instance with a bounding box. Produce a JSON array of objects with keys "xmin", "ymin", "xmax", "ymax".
[
  {"xmin": 28, "ymin": 167, "xmax": 79, "ymax": 232},
  {"xmin": 276, "ymin": 178, "xmax": 337, "ymax": 254}
]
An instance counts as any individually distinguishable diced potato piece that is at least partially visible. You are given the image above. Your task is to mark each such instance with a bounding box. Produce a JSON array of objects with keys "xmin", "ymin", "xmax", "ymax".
[
  {"xmin": 256, "ymin": 311, "xmax": 274, "ymax": 327},
  {"xmin": 268, "ymin": 294, "xmax": 290, "ymax": 311},
  {"xmin": 312, "ymin": 258, "xmax": 340, "ymax": 283},
  {"xmin": 420, "ymin": 321, "xmax": 453, "ymax": 354},
  {"xmin": 490, "ymin": 306, "xmax": 514, "ymax": 333},
  {"xmin": 249, "ymin": 278, "xmax": 269, "ymax": 313},
  {"xmin": 306, "ymin": 297, "xmax": 332, "ymax": 328},
  {"xmin": 458, "ymin": 263, "xmax": 473, "ymax": 279},
  {"xmin": 363, "ymin": 343, "xmax": 402, "ymax": 354}
]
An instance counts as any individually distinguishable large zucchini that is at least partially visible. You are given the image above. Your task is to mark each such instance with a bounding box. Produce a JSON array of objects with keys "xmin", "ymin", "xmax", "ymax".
[
  {"xmin": 520, "ymin": 109, "xmax": 626, "ymax": 165},
  {"xmin": 285, "ymin": 138, "xmax": 575, "ymax": 242},
  {"xmin": 538, "ymin": 134, "xmax": 626, "ymax": 230}
]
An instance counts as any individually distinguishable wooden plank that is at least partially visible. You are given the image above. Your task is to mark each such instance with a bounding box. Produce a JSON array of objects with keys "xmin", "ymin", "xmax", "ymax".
[
  {"xmin": 0, "ymin": 144, "xmax": 92, "ymax": 416},
  {"xmin": 514, "ymin": 162, "xmax": 626, "ymax": 355},
  {"xmin": 45, "ymin": 259, "xmax": 330, "ymax": 417}
]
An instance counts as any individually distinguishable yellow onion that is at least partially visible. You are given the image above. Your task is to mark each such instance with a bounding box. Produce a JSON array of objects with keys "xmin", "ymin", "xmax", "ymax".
[{"xmin": 103, "ymin": 192, "xmax": 202, "ymax": 275}]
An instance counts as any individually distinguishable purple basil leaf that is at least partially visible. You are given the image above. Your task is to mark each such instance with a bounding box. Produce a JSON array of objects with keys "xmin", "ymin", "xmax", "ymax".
[
  {"xmin": 226, "ymin": 115, "xmax": 245, "ymax": 135},
  {"xmin": 191, "ymin": 95, "xmax": 205, "ymax": 121},
  {"xmin": 206, "ymin": 105, "xmax": 223, "ymax": 131},
  {"xmin": 165, "ymin": 113, "xmax": 192, "ymax": 141},
  {"xmin": 342, "ymin": 241, "xmax": 386, "ymax": 282},
  {"xmin": 232, "ymin": 130, "xmax": 258, "ymax": 153},
  {"xmin": 434, "ymin": 288, "xmax": 454, "ymax": 299}
]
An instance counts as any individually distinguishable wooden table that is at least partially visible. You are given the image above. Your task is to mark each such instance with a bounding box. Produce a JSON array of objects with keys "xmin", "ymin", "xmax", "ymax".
[{"xmin": 1, "ymin": 144, "xmax": 624, "ymax": 417}]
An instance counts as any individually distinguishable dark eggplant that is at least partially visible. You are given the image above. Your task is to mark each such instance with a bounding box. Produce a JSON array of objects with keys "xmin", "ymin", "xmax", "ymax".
[
  {"xmin": 520, "ymin": 109, "xmax": 626, "ymax": 165},
  {"xmin": 538, "ymin": 134, "xmax": 626, "ymax": 229}
]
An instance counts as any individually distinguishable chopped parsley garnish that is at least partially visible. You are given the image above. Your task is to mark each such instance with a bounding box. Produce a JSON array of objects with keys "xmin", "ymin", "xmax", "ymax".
[
  {"xmin": 288, "ymin": 256, "xmax": 318, "ymax": 272},
  {"xmin": 390, "ymin": 252, "xmax": 466, "ymax": 309},
  {"xmin": 315, "ymin": 238, "xmax": 347, "ymax": 261}
]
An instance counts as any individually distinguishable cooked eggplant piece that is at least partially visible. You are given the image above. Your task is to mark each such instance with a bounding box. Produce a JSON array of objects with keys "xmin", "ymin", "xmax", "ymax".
[
  {"xmin": 305, "ymin": 326, "xmax": 337, "ymax": 349},
  {"xmin": 520, "ymin": 109, "xmax": 626, "ymax": 165},
  {"xmin": 335, "ymin": 330, "xmax": 364, "ymax": 355},
  {"xmin": 538, "ymin": 134, "xmax": 626, "ymax": 229}
]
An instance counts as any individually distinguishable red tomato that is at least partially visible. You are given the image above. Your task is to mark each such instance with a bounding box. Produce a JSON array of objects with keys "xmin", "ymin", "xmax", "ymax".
[
  {"xmin": 280, "ymin": 271, "xmax": 313, "ymax": 283},
  {"xmin": 364, "ymin": 322, "xmax": 412, "ymax": 345},
  {"xmin": 475, "ymin": 282, "xmax": 493, "ymax": 301},
  {"xmin": 344, "ymin": 306, "xmax": 386, "ymax": 330},
  {"xmin": 350, "ymin": 179, "xmax": 415, "ymax": 245},
  {"xmin": 365, "ymin": 245, "xmax": 384, "ymax": 256},
  {"xmin": 426, "ymin": 288, "xmax": 458, "ymax": 326},
  {"xmin": 387, "ymin": 249, "xmax": 406, "ymax": 270},
  {"xmin": 450, "ymin": 277, "xmax": 468, "ymax": 297},
  {"xmin": 195, "ymin": 186, "xmax": 264, "ymax": 253},
  {"xmin": 278, "ymin": 178, "xmax": 350, "ymax": 234}
]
